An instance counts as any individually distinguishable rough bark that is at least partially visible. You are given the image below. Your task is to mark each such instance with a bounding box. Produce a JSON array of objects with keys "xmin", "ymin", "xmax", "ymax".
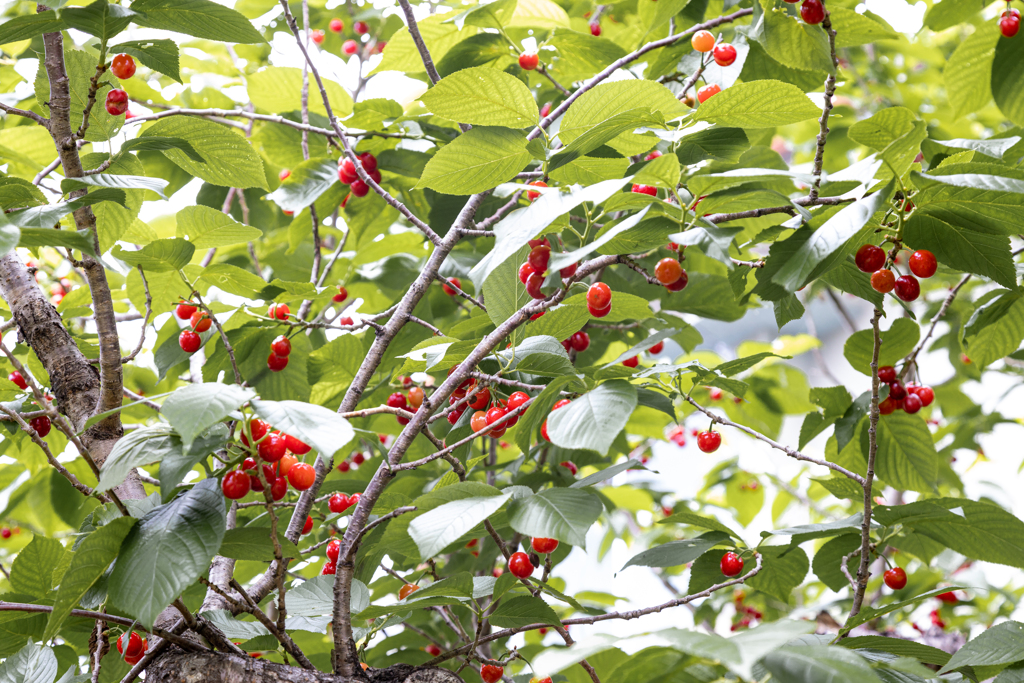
[{"xmin": 145, "ymin": 652, "xmax": 464, "ymax": 683}]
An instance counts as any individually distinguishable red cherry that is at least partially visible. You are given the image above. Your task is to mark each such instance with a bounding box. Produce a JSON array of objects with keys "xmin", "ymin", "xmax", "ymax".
[
  {"xmin": 570, "ymin": 331, "xmax": 589, "ymax": 352},
  {"xmin": 559, "ymin": 261, "xmax": 577, "ymax": 278},
  {"xmin": 632, "ymin": 184, "xmax": 657, "ymax": 196},
  {"xmin": 519, "ymin": 52, "xmax": 539, "ymax": 70},
  {"xmin": 321, "ymin": 560, "xmax": 337, "ymax": 575},
  {"xmin": 509, "ymin": 551, "xmax": 533, "ymax": 578},
  {"xmin": 937, "ymin": 591, "xmax": 958, "ymax": 604},
  {"xmin": 654, "ymin": 257, "xmax": 683, "ymax": 285},
  {"xmin": 359, "ymin": 152, "xmax": 378, "ymax": 173},
  {"xmin": 559, "ymin": 460, "xmax": 577, "ymax": 475},
  {"xmin": 518, "ymin": 262, "xmax": 535, "ymax": 284},
  {"xmin": 387, "ymin": 392, "xmax": 408, "ymax": 410},
  {"xmin": 697, "ymin": 430, "xmax": 721, "ymax": 453},
  {"xmin": 481, "ymin": 664, "xmax": 504, "ymax": 683},
  {"xmin": 271, "ymin": 335, "xmax": 291, "ymax": 357},
  {"xmin": 526, "ymin": 181, "xmax": 547, "ymax": 201},
  {"xmin": 329, "ymin": 18, "xmax": 344, "ymax": 32},
  {"xmin": 507, "ymin": 391, "xmax": 530, "ymax": 412},
  {"xmin": 468, "ymin": 388, "xmax": 490, "ymax": 411},
  {"xmin": 326, "ymin": 539, "xmax": 341, "ymax": 562},
  {"xmin": 268, "ymin": 302, "xmax": 290, "ymax": 320},
  {"xmin": 697, "ymin": 84, "xmax": 721, "ymax": 103},
  {"xmin": 117, "ymin": 632, "xmax": 144, "ymax": 658},
  {"xmin": 425, "ymin": 644, "xmax": 441, "ymax": 657},
  {"xmin": 800, "ymin": 0, "xmax": 825, "ymax": 24},
  {"xmin": 0, "ymin": 527, "xmax": 9, "ymax": 539},
  {"xmin": 442, "ymin": 277, "xmax": 461, "ymax": 296},
  {"xmin": 588, "ymin": 302, "xmax": 611, "ymax": 317},
  {"xmin": 645, "ymin": 151, "xmax": 662, "ymax": 161},
  {"xmin": 916, "ymin": 386, "xmax": 934, "ymax": 407},
  {"xmin": 909, "ymin": 250, "xmax": 937, "ymax": 278},
  {"xmin": 399, "ymin": 583, "xmax": 420, "ymax": 600},
  {"xmin": 311, "ymin": 29, "xmax": 325, "ymax": 44},
  {"xmin": 267, "ymin": 353, "xmax": 289, "ymax": 372},
  {"xmin": 649, "ymin": 341, "xmax": 664, "ymax": 354},
  {"xmin": 278, "ymin": 169, "xmax": 291, "ymax": 182},
  {"xmin": 622, "ymin": 356, "xmax": 639, "ymax": 368},
  {"xmin": 222, "ymin": 470, "xmax": 251, "ymax": 499},
  {"xmin": 894, "ymin": 275, "xmax": 920, "ymax": 302},
  {"xmin": 288, "ymin": 463, "xmax": 316, "ymax": 490},
  {"xmin": 713, "ymin": 43, "xmax": 737, "ymax": 66},
  {"xmin": 337, "ymin": 461, "xmax": 351, "ymax": 473},
  {"xmin": 888, "ymin": 381, "xmax": 907, "ymax": 400},
  {"xmin": 902, "ymin": 393, "xmax": 922, "ymax": 414},
  {"xmin": 540, "ymin": 102, "xmax": 552, "ymax": 118},
  {"xmin": 855, "ymin": 244, "xmax": 885, "ymax": 273},
  {"xmin": 471, "ymin": 410, "xmax": 489, "ymax": 433},
  {"xmin": 259, "ymin": 433, "xmax": 287, "ymax": 462},
  {"xmin": 526, "ymin": 272, "xmax": 546, "ymax": 299},
  {"xmin": 884, "ymin": 569, "xmax": 909, "ymax": 589},
  {"xmin": 532, "ymin": 537, "xmax": 558, "ymax": 553},
  {"xmin": 339, "ymin": 159, "xmax": 358, "ymax": 184},
  {"xmin": 189, "ymin": 310, "xmax": 211, "ymax": 333},
  {"xmin": 333, "ymin": 286, "xmax": 348, "ymax": 303},
  {"xmin": 329, "ymin": 493, "xmax": 352, "ymax": 513},
  {"xmin": 111, "ymin": 53, "xmax": 136, "ymax": 79},
  {"xmin": 485, "ymin": 405, "xmax": 509, "ymax": 429},
  {"xmin": 528, "ymin": 245, "xmax": 551, "ymax": 274},
  {"xmin": 105, "ymin": 88, "xmax": 129, "ymax": 116},
  {"xmin": 448, "ymin": 408, "xmax": 464, "ymax": 426},
  {"xmin": 528, "ymin": 238, "xmax": 550, "ymax": 249},
  {"xmin": 879, "ymin": 396, "xmax": 901, "ymax": 415},
  {"xmin": 350, "ymin": 179, "xmax": 369, "ymax": 197},
  {"xmin": 301, "ymin": 515, "xmax": 313, "ymax": 534},
  {"xmin": 8, "ymin": 371, "xmax": 27, "ymax": 390},
  {"xmin": 354, "ymin": 20, "xmax": 369, "ymax": 34},
  {"xmin": 871, "ymin": 268, "xmax": 896, "ymax": 294},
  {"xmin": 179, "ymin": 330, "xmax": 201, "ymax": 354},
  {"xmin": 665, "ymin": 268, "xmax": 690, "ymax": 292},
  {"xmin": 589, "ymin": 22, "xmax": 601, "ymax": 36},
  {"xmin": 343, "ymin": 39, "xmax": 359, "ymax": 55},
  {"xmin": 1003, "ymin": 12, "xmax": 1021, "ymax": 37},
  {"xmin": 720, "ymin": 551, "xmax": 743, "ymax": 577},
  {"xmin": 587, "ymin": 282, "xmax": 612, "ymax": 310},
  {"xmin": 878, "ymin": 366, "xmax": 896, "ymax": 383}
]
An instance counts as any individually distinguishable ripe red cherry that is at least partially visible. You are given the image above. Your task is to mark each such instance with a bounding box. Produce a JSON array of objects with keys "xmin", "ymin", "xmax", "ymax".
[
  {"xmin": 311, "ymin": 29, "xmax": 325, "ymax": 44},
  {"xmin": 190, "ymin": 310, "xmax": 212, "ymax": 333},
  {"xmin": 879, "ymin": 396, "xmax": 899, "ymax": 415},
  {"xmin": 301, "ymin": 515, "xmax": 314, "ymax": 535},
  {"xmin": 326, "ymin": 539, "xmax": 341, "ymax": 561},
  {"xmin": 903, "ymin": 393, "xmax": 923, "ymax": 414},
  {"xmin": 691, "ymin": 30, "xmax": 715, "ymax": 52},
  {"xmin": 894, "ymin": 275, "xmax": 920, "ymax": 302},
  {"xmin": 278, "ymin": 169, "xmax": 291, "ymax": 182},
  {"xmin": 800, "ymin": 0, "xmax": 825, "ymax": 24},
  {"xmin": 871, "ymin": 268, "xmax": 896, "ymax": 294},
  {"xmin": 481, "ymin": 665, "xmax": 504, "ymax": 683},
  {"xmin": 587, "ymin": 282, "xmax": 612, "ymax": 310},
  {"xmin": 333, "ymin": 285, "xmax": 348, "ymax": 303},
  {"xmin": 507, "ymin": 391, "xmax": 530, "ymax": 412},
  {"xmin": 343, "ymin": 39, "xmax": 359, "ymax": 55},
  {"xmin": 509, "ymin": 551, "xmax": 534, "ymax": 578},
  {"xmin": 321, "ymin": 561, "xmax": 337, "ymax": 575},
  {"xmin": 179, "ymin": 330, "xmax": 201, "ymax": 354},
  {"xmin": 352, "ymin": 452, "xmax": 366, "ymax": 465},
  {"xmin": 354, "ymin": 20, "xmax": 369, "ymax": 34},
  {"xmin": 8, "ymin": 371, "xmax": 26, "ymax": 390},
  {"xmin": 268, "ymin": 302, "xmax": 290, "ymax": 320},
  {"xmin": 909, "ymin": 250, "xmax": 937, "ymax": 278},
  {"xmin": 889, "ymin": 382, "xmax": 907, "ymax": 400},
  {"xmin": 111, "ymin": 53, "xmax": 136, "ymax": 79},
  {"xmin": 408, "ymin": 386, "xmax": 424, "ymax": 408},
  {"xmin": 632, "ymin": 184, "xmax": 657, "ymax": 196},
  {"xmin": 288, "ymin": 463, "xmax": 316, "ymax": 490},
  {"xmin": 532, "ymin": 537, "xmax": 558, "ymax": 553},
  {"xmin": 713, "ymin": 43, "xmax": 737, "ymax": 66},
  {"xmin": 350, "ymin": 179, "xmax": 369, "ymax": 197},
  {"xmin": 720, "ymin": 551, "xmax": 743, "ymax": 577},
  {"xmin": 655, "ymin": 257, "xmax": 683, "ymax": 285},
  {"xmin": 425, "ymin": 644, "xmax": 442, "ymax": 657},
  {"xmin": 442, "ymin": 277, "xmax": 461, "ymax": 296},
  {"xmin": 645, "ymin": 150, "xmax": 662, "ymax": 160},
  {"xmin": 105, "ymin": 88, "xmax": 128, "ymax": 116},
  {"xmin": 697, "ymin": 430, "xmax": 721, "ymax": 453},
  {"xmin": 267, "ymin": 353, "xmax": 289, "ymax": 372},
  {"xmin": 878, "ymin": 366, "xmax": 897, "ymax": 383},
  {"xmin": 399, "ymin": 583, "xmax": 420, "ymax": 600},
  {"xmin": 883, "ymin": 567, "xmax": 907, "ymax": 590},
  {"xmin": 526, "ymin": 181, "xmax": 546, "ymax": 201},
  {"xmin": 468, "ymin": 388, "xmax": 490, "ymax": 411},
  {"xmin": 329, "ymin": 17, "xmax": 344, "ymax": 32},
  {"xmin": 329, "ymin": 492, "xmax": 352, "ymax": 513},
  {"xmin": 622, "ymin": 356, "xmax": 639, "ymax": 368},
  {"xmin": 486, "ymin": 405, "xmax": 509, "ymax": 429},
  {"xmin": 589, "ymin": 22, "xmax": 600, "ymax": 36},
  {"xmin": 666, "ymin": 270, "xmax": 689, "ymax": 291},
  {"xmin": 570, "ymin": 331, "xmax": 589, "ymax": 352},
  {"xmin": 559, "ymin": 459, "xmax": 577, "ymax": 475},
  {"xmin": 855, "ymin": 244, "xmax": 885, "ymax": 273},
  {"xmin": 916, "ymin": 386, "xmax": 934, "ymax": 406},
  {"xmin": 649, "ymin": 341, "xmax": 664, "ymax": 354},
  {"xmin": 387, "ymin": 392, "xmax": 408, "ymax": 410},
  {"xmin": 588, "ymin": 302, "xmax": 611, "ymax": 317},
  {"xmin": 259, "ymin": 433, "xmax": 287, "ymax": 462},
  {"xmin": 271, "ymin": 335, "xmax": 291, "ymax": 357},
  {"xmin": 518, "ymin": 262, "xmax": 535, "ymax": 284},
  {"xmin": 937, "ymin": 591, "xmax": 958, "ymax": 605},
  {"xmin": 519, "ymin": 52, "xmax": 539, "ymax": 70},
  {"xmin": 29, "ymin": 415, "xmax": 50, "ymax": 437},
  {"xmin": 1002, "ymin": 10, "xmax": 1021, "ymax": 37},
  {"xmin": 697, "ymin": 84, "xmax": 721, "ymax": 103},
  {"xmin": 528, "ymin": 245, "xmax": 551, "ymax": 274},
  {"xmin": 222, "ymin": 470, "xmax": 250, "ymax": 499},
  {"xmin": 117, "ymin": 632, "xmax": 144, "ymax": 658},
  {"xmin": 526, "ymin": 273, "xmax": 546, "ymax": 300},
  {"xmin": 359, "ymin": 152, "xmax": 378, "ymax": 173},
  {"xmin": 338, "ymin": 159, "xmax": 358, "ymax": 184}
]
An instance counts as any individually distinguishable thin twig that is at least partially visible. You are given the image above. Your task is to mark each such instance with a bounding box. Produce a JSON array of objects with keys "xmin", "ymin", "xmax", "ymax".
[{"xmin": 809, "ymin": 2, "xmax": 839, "ymax": 201}]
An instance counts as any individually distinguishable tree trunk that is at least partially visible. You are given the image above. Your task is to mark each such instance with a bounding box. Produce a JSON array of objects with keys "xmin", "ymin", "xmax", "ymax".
[{"xmin": 145, "ymin": 652, "xmax": 465, "ymax": 683}]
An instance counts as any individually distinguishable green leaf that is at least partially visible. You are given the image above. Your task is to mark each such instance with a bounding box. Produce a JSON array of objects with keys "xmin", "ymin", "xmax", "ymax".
[
  {"xmin": 443, "ymin": 0, "xmax": 517, "ymax": 30},
  {"xmin": 511, "ymin": 375, "xmax": 586, "ymax": 453},
  {"xmin": 925, "ymin": 0, "xmax": 981, "ymax": 31},
  {"xmin": 759, "ymin": 1, "xmax": 835, "ymax": 74},
  {"xmin": 194, "ymin": 263, "xmax": 268, "ymax": 298},
  {"xmin": 548, "ymin": 108, "xmax": 665, "ymax": 172},
  {"xmin": 218, "ymin": 527, "xmax": 300, "ymax": 561},
  {"xmin": 121, "ymin": 135, "xmax": 203, "ymax": 161},
  {"xmin": 408, "ymin": 493, "xmax": 511, "ymax": 559},
  {"xmin": 111, "ymin": 237, "xmax": 194, "ymax": 272},
  {"xmin": 674, "ymin": 126, "xmax": 750, "ymax": 165},
  {"xmin": 496, "ymin": 335, "xmax": 577, "ymax": 377},
  {"xmin": 903, "ymin": 213, "xmax": 1016, "ymax": 289},
  {"xmin": 247, "ymin": 66, "xmax": 353, "ymax": 119},
  {"xmin": 831, "ymin": 8, "xmax": 898, "ymax": 48},
  {"xmin": 939, "ymin": 622, "xmax": 1024, "ymax": 673},
  {"xmin": 622, "ymin": 531, "xmax": 729, "ymax": 570},
  {"xmin": 771, "ymin": 181, "xmax": 893, "ymax": 292},
  {"xmin": 112, "ymin": 38, "xmax": 181, "ymax": 82},
  {"xmin": 762, "ymin": 645, "xmax": 881, "ymax": 683},
  {"xmin": 571, "ymin": 459, "xmax": 644, "ymax": 489},
  {"xmin": 843, "ymin": 317, "xmax": 920, "ymax": 376},
  {"xmin": 62, "ymin": 0, "xmax": 136, "ymax": 41},
  {"xmin": 0, "ymin": 12, "xmax": 67, "ymax": 45},
  {"xmin": 945, "ymin": 25, "xmax": 999, "ymax": 119},
  {"xmin": 506, "ymin": 487, "xmax": 603, "ymax": 546},
  {"xmin": 108, "ymin": 479, "xmax": 227, "ymax": 629},
  {"xmin": 96, "ymin": 424, "xmax": 179, "ymax": 492},
  {"xmin": 18, "ymin": 228, "xmax": 96, "ymax": 256},
  {"xmin": 140, "ymin": 117, "xmax": 268, "ymax": 190},
  {"xmin": 488, "ymin": 596, "xmax": 561, "ymax": 628},
  {"xmin": 250, "ymin": 398, "xmax": 354, "ymax": 458},
  {"xmin": 695, "ymin": 79, "xmax": 823, "ymax": 129},
  {"xmin": 371, "ymin": 14, "xmax": 478, "ymax": 76},
  {"xmin": 62, "ymin": 173, "xmax": 168, "ymax": 199},
  {"xmin": 748, "ymin": 546, "xmax": 809, "ymax": 603},
  {"xmin": 660, "ymin": 509, "xmax": 742, "ymax": 538},
  {"xmin": 874, "ymin": 411, "xmax": 938, "ymax": 493},
  {"xmin": 812, "ymin": 534, "xmax": 859, "ymax": 592},
  {"xmin": 162, "ymin": 383, "xmax": 255, "ymax": 451},
  {"xmin": 270, "ymin": 158, "xmax": 338, "ymax": 213},
  {"xmin": 841, "ymin": 587, "xmax": 970, "ymax": 633},
  {"xmin": 420, "ymin": 66, "xmax": 538, "ymax": 127},
  {"xmin": 963, "ymin": 290, "xmax": 1024, "ymax": 367},
  {"xmin": 659, "ymin": 272, "xmax": 747, "ymax": 322},
  {"xmin": 175, "ymin": 205, "xmax": 261, "ymax": 249},
  {"xmin": 840, "ymin": 636, "xmax": 951, "ymax": 666},
  {"xmin": 10, "ymin": 536, "xmax": 63, "ymax": 597},
  {"xmin": 130, "ymin": 0, "xmax": 264, "ymax": 43},
  {"xmin": 993, "ymin": 28, "xmax": 1024, "ymax": 126},
  {"xmin": 547, "ymin": 380, "xmax": 637, "ymax": 455},
  {"xmin": 44, "ymin": 517, "xmax": 135, "ymax": 641},
  {"xmin": 0, "ymin": 641, "xmax": 58, "ymax": 683},
  {"xmin": 417, "ymin": 127, "xmax": 531, "ymax": 195},
  {"xmin": 34, "ymin": 46, "xmax": 123, "ymax": 143}
]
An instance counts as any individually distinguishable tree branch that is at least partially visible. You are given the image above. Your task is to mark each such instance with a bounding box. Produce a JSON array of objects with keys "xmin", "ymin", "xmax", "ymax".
[{"xmin": 808, "ymin": 1, "xmax": 839, "ymax": 201}]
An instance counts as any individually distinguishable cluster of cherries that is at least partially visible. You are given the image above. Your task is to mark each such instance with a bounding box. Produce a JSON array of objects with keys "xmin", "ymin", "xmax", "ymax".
[
  {"xmin": 116, "ymin": 631, "xmax": 147, "ymax": 666},
  {"xmin": 266, "ymin": 302, "xmax": 294, "ymax": 369},
  {"xmin": 877, "ymin": 365, "xmax": 935, "ymax": 415},
  {"xmin": 7, "ymin": 371, "xmax": 52, "ymax": 436},
  {"xmin": 175, "ymin": 301, "xmax": 211, "ymax": 354},
  {"xmin": 730, "ymin": 590, "xmax": 764, "ymax": 631},
  {"xmin": 518, "ymin": 238, "xmax": 578, "ymax": 300},
  {"xmin": 783, "ymin": 0, "xmax": 826, "ymax": 24},
  {"xmin": 856, "ymin": 245, "xmax": 937, "ymax": 302},
  {"xmin": 1002, "ymin": 6, "xmax": 1020, "ymax": 37},
  {"xmin": 507, "ymin": 537, "xmax": 561, "ymax": 578},
  {"xmin": 220, "ymin": 418, "xmax": 317, "ymax": 505},
  {"xmin": 104, "ymin": 54, "xmax": 136, "ymax": 117},
  {"xmin": 338, "ymin": 152, "xmax": 380, "ymax": 198},
  {"xmin": 310, "ymin": 19, "xmax": 382, "ymax": 57},
  {"xmin": 690, "ymin": 30, "xmax": 738, "ymax": 104}
]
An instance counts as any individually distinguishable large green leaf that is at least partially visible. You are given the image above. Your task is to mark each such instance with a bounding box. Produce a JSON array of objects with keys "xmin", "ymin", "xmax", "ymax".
[
  {"xmin": 111, "ymin": 237, "xmax": 194, "ymax": 272},
  {"xmin": 44, "ymin": 517, "xmax": 136, "ymax": 641},
  {"xmin": 546, "ymin": 380, "xmax": 637, "ymax": 455},
  {"xmin": 130, "ymin": 0, "xmax": 264, "ymax": 43},
  {"xmin": 506, "ymin": 487, "xmax": 603, "ymax": 546},
  {"xmin": 874, "ymin": 411, "xmax": 938, "ymax": 493},
  {"xmin": 10, "ymin": 536, "xmax": 63, "ymax": 597},
  {"xmin": 408, "ymin": 492, "xmax": 512, "ymax": 559},
  {"xmin": 549, "ymin": 108, "xmax": 664, "ymax": 172},
  {"xmin": 762, "ymin": 645, "xmax": 881, "ymax": 683},
  {"xmin": 488, "ymin": 596, "xmax": 561, "ymax": 628},
  {"xmin": 247, "ymin": 66, "xmax": 353, "ymax": 118},
  {"xmin": 175, "ymin": 205, "xmax": 261, "ymax": 248},
  {"xmin": 748, "ymin": 545, "xmax": 809, "ymax": 603},
  {"xmin": 0, "ymin": 12, "xmax": 66, "ymax": 45},
  {"xmin": 963, "ymin": 289, "xmax": 1024, "ymax": 367},
  {"xmin": 496, "ymin": 335, "xmax": 577, "ymax": 377},
  {"xmin": 417, "ymin": 127, "xmax": 531, "ymax": 195},
  {"xmin": 843, "ymin": 317, "xmax": 920, "ymax": 376},
  {"xmin": 759, "ymin": 0, "xmax": 835, "ymax": 74},
  {"xmin": 831, "ymin": 8, "xmax": 898, "ymax": 48},
  {"xmin": 903, "ymin": 213, "xmax": 1016, "ymax": 289},
  {"xmin": 621, "ymin": 531, "xmax": 729, "ymax": 570},
  {"xmin": 270, "ymin": 158, "xmax": 338, "ymax": 213},
  {"xmin": 695, "ymin": 79, "xmax": 822, "ymax": 129},
  {"xmin": 218, "ymin": 527, "xmax": 300, "ymax": 561},
  {"xmin": 162, "ymin": 383, "xmax": 255, "ymax": 451},
  {"xmin": 140, "ymin": 117, "xmax": 268, "ymax": 190},
  {"xmin": 0, "ymin": 641, "xmax": 58, "ymax": 683},
  {"xmin": 97, "ymin": 425, "xmax": 181, "ymax": 492},
  {"xmin": 421, "ymin": 66, "xmax": 538, "ymax": 127},
  {"xmin": 250, "ymin": 398, "xmax": 355, "ymax": 458},
  {"xmin": 945, "ymin": 25, "xmax": 999, "ymax": 120},
  {"xmin": 108, "ymin": 479, "xmax": 227, "ymax": 629},
  {"xmin": 993, "ymin": 27, "xmax": 1024, "ymax": 126},
  {"xmin": 62, "ymin": 0, "xmax": 136, "ymax": 41},
  {"xmin": 940, "ymin": 621, "xmax": 1024, "ymax": 674}
]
